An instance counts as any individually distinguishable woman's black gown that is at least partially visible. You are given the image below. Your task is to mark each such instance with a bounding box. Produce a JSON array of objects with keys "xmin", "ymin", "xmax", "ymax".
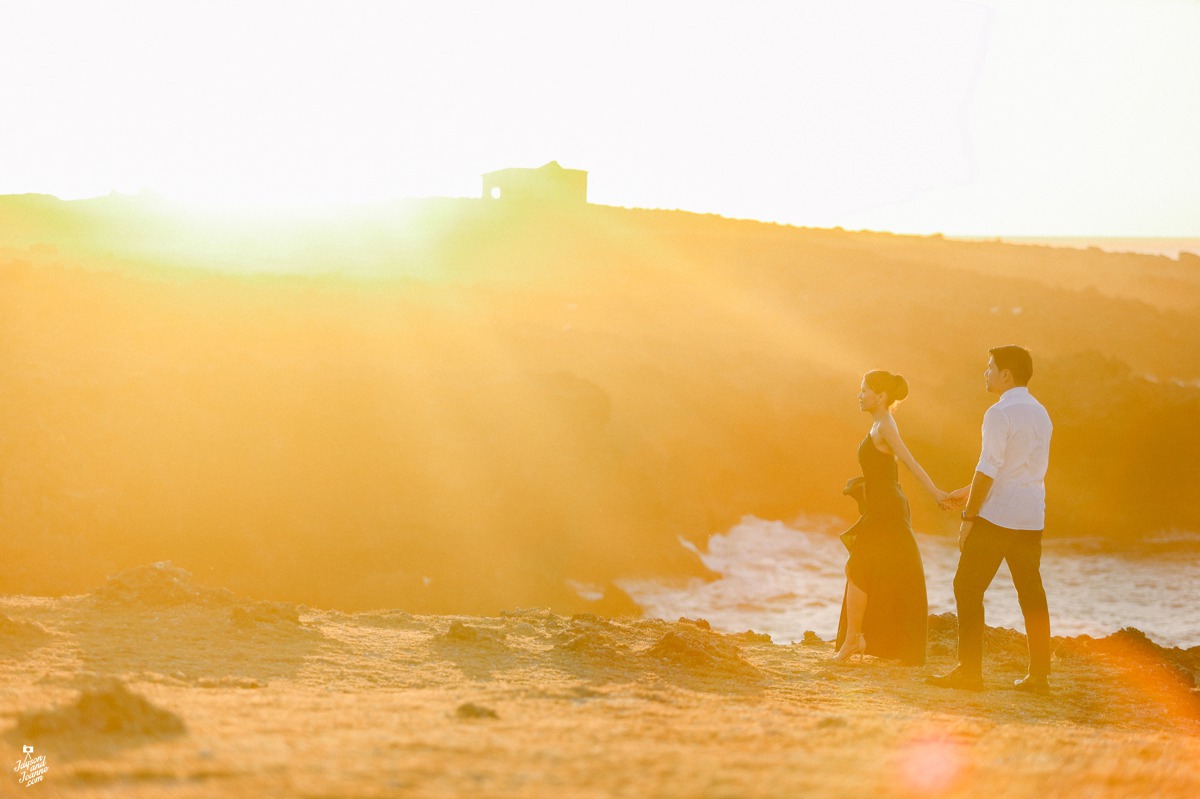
[{"xmin": 836, "ymin": 434, "xmax": 928, "ymax": 665}]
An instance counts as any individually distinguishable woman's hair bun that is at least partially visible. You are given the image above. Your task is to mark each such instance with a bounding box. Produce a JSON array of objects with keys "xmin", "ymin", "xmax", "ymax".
[{"xmin": 864, "ymin": 370, "xmax": 910, "ymax": 406}]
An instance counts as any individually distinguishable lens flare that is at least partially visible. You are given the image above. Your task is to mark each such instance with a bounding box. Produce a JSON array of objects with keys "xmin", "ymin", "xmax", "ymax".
[{"xmin": 896, "ymin": 734, "xmax": 968, "ymax": 795}]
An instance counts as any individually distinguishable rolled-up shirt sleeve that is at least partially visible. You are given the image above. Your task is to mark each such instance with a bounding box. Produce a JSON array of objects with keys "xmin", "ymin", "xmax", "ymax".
[{"xmin": 975, "ymin": 406, "xmax": 1010, "ymax": 478}]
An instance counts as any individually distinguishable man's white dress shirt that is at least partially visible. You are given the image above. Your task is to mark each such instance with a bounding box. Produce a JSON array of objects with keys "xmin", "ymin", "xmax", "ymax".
[{"xmin": 976, "ymin": 387, "xmax": 1052, "ymax": 530}]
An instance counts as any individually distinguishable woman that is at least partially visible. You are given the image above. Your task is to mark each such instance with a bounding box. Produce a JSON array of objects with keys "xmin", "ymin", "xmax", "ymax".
[{"xmin": 832, "ymin": 370, "xmax": 947, "ymax": 665}]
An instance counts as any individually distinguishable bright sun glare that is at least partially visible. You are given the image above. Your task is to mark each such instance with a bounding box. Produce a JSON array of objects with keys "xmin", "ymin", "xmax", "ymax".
[{"xmin": 1, "ymin": 0, "xmax": 1198, "ymax": 235}]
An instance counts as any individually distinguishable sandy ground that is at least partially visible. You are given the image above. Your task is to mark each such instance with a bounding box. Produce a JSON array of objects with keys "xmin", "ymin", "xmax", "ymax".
[{"xmin": 3, "ymin": 563, "xmax": 1198, "ymax": 799}]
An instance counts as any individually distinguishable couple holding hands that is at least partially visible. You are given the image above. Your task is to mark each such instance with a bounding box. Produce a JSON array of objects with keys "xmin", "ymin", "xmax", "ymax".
[{"xmin": 833, "ymin": 345, "xmax": 1053, "ymax": 695}]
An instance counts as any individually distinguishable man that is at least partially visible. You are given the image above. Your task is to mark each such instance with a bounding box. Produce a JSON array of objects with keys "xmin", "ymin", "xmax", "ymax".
[{"xmin": 929, "ymin": 345, "xmax": 1053, "ymax": 694}]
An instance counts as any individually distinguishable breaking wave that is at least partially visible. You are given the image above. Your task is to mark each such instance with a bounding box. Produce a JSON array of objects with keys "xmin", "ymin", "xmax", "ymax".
[{"xmin": 619, "ymin": 517, "xmax": 1200, "ymax": 648}]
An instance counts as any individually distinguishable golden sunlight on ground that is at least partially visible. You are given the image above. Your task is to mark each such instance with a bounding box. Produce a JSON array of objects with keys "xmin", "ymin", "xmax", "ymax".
[
  {"xmin": 3, "ymin": 195, "xmax": 1200, "ymax": 797},
  {"xmin": 2, "ymin": 564, "xmax": 1198, "ymax": 798}
]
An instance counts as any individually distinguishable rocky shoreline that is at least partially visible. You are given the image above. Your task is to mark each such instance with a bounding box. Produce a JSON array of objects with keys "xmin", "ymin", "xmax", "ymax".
[{"xmin": 2, "ymin": 562, "xmax": 1198, "ymax": 797}]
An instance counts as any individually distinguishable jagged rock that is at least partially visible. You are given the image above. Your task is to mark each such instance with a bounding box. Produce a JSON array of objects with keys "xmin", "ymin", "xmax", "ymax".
[
  {"xmin": 740, "ymin": 630, "xmax": 772, "ymax": 644},
  {"xmin": 439, "ymin": 621, "xmax": 508, "ymax": 647},
  {"xmin": 678, "ymin": 617, "xmax": 711, "ymax": 630},
  {"xmin": 17, "ymin": 680, "xmax": 185, "ymax": 737},
  {"xmin": 646, "ymin": 628, "xmax": 756, "ymax": 675},
  {"xmin": 231, "ymin": 601, "xmax": 301, "ymax": 627},
  {"xmin": 91, "ymin": 562, "xmax": 234, "ymax": 607},
  {"xmin": 456, "ymin": 702, "xmax": 498, "ymax": 720}
]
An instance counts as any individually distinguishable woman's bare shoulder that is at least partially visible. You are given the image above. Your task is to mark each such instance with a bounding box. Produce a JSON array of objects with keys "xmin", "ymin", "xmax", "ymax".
[{"xmin": 870, "ymin": 421, "xmax": 894, "ymax": 453}]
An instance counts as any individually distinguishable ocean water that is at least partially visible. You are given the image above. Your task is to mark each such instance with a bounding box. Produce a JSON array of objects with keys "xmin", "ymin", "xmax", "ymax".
[{"xmin": 617, "ymin": 517, "xmax": 1200, "ymax": 649}]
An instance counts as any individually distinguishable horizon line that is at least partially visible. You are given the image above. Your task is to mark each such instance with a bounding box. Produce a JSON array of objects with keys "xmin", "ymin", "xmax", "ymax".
[{"xmin": 3, "ymin": 190, "xmax": 1199, "ymax": 244}]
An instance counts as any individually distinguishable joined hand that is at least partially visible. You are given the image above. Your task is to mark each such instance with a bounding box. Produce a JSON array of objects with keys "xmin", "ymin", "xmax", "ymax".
[{"xmin": 940, "ymin": 487, "xmax": 969, "ymax": 511}]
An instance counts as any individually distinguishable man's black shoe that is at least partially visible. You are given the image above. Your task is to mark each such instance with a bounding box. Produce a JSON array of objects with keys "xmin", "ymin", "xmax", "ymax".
[
  {"xmin": 1012, "ymin": 675, "xmax": 1051, "ymax": 695},
  {"xmin": 925, "ymin": 668, "xmax": 985, "ymax": 692}
]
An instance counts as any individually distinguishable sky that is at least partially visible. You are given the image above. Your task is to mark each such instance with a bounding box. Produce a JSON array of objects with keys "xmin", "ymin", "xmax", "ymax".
[{"xmin": 2, "ymin": 0, "xmax": 1198, "ymax": 236}]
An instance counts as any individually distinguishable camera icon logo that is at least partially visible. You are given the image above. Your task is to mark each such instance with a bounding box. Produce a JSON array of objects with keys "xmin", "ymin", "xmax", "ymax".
[{"xmin": 23, "ymin": 745, "xmax": 34, "ymax": 754}]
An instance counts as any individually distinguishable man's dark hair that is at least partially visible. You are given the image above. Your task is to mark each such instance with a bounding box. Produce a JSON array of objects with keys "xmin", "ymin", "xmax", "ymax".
[{"xmin": 990, "ymin": 345, "xmax": 1033, "ymax": 386}]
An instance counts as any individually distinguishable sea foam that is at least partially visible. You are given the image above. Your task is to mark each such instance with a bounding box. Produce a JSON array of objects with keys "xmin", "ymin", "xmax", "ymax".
[{"xmin": 618, "ymin": 516, "xmax": 1200, "ymax": 648}]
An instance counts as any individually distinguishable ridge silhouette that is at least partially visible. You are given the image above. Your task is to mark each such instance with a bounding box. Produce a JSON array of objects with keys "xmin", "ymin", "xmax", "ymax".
[{"xmin": 1, "ymin": 194, "xmax": 1197, "ymax": 613}]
